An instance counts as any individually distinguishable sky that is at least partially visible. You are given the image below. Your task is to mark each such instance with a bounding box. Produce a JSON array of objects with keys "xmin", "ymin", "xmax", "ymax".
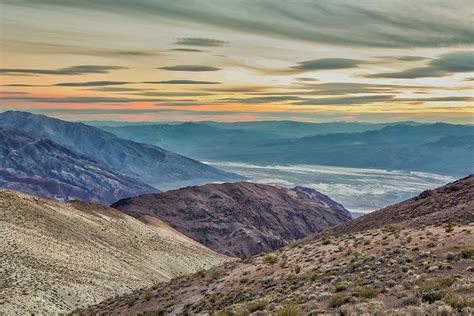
[{"xmin": 0, "ymin": 0, "xmax": 473, "ymax": 123}]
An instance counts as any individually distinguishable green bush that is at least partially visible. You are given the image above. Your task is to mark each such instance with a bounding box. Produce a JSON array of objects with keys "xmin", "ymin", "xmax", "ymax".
[
  {"xmin": 264, "ymin": 254, "xmax": 277, "ymax": 264},
  {"xmin": 330, "ymin": 293, "xmax": 350, "ymax": 307},
  {"xmin": 461, "ymin": 246, "xmax": 474, "ymax": 259},
  {"xmin": 247, "ymin": 299, "xmax": 268, "ymax": 312},
  {"xmin": 277, "ymin": 303, "xmax": 299, "ymax": 316}
]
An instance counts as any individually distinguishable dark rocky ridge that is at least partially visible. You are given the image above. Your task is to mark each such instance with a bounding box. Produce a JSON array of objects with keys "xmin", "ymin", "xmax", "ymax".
[
  {"xmin": 0, "ymin": 111, "xmax": 242, "ymax": 190},
  {"xmin": 0, "ymin": 126, "xmax": 155, "ymax": 204},
  {"xmin": 112, "ymin": 182, "xmax": 352, "ymax": 257}
]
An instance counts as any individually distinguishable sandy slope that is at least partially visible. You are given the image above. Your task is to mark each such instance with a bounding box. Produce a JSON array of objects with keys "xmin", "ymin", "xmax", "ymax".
[{"xmin": 0, "ymin": 189, "xmax": 230, "ymax": 314}]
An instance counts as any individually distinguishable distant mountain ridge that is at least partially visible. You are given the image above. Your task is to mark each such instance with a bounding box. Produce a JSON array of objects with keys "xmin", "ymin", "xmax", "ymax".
[
  {"xmin": 0, "ymin": 111, "xmax": 242, "ymax": 190},
  {"xmin": 112, "ymin": 182, "xmax": 352, "ymax": 257},
  {"xmin": 0, "ymin": 126, "xmax": 155, "ymax": 204},
  {"xmin": 101, "ymin": 120, "xmax": 473, "ymax": 176}
]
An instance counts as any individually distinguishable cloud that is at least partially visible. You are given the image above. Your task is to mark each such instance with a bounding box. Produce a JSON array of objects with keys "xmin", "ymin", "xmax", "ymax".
[
  {"xmin": 5, "ymin": 1, "xmax": 472, "ymax": 48},
  {"xmin": 0, "ymin": 91, "xmax": 29, "ymax": 95},
  {"xmin": 367, "ymin": 51, "xmax": 474, "ymax": 78},
  {"xmin": 292, "ymin": 58, "xmax": 362, "ymax": 71},
  {"xmin": 0, "ymin": 65, "xmax": 126, "ymax": 76},
  {"xmin": 87, "ymin": 87, "xmax": 151, "ymax": 92},
  {"xmin": 294, "ymin": 77, "xmax": 320, "ymax": 82},
  {"xmin": 245, "ymin": 58, "xmax": 363, "ymax": 75},
  {"xmin": 159, "ymin": 65, "xmax": 221, "ymax": 72},
  {"xmin": 174, "ymin": 38, "xmax": 229, "ymax": 47},
  {"xmin": 142, "ymin": 80, "xmax": 220, "ymax": 84},
  {"xmin": 221, "ymin": 96, "xmax": 304, "ymax": 104},
  {"xmin": 0, "ymin": 96, "xmax": 164, "ymax": 103},
  {"xmin": 293, "ymin": 95, "xmax": 395, "ymax": 105},
  {"xmin": 54, "ymin": 81, "xmax": 131, "ymax": 87},
  {"xmin": 169, "ymin": 48, "xmax": 205, "ymax": 53},
  {"xmin": 138, "ymin": 92, "xmax": 214, "ymax": 97},
  {"xmin": 378, "ymin": 56, "xmax": 430, "ymax": 62}
]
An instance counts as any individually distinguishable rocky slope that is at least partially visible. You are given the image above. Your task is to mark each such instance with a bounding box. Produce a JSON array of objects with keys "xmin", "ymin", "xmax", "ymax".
[
  {"xmin": 0, "ymin": 126, "xmax": 155, "ymax": 204},
  {"xmin": 83, "ymin": 175, "xmax": 474, "ymax": 315},
  {"xmin": 0, "ymin": 111, "xmax": 241, "ymax": 190},
  {"xmin": 0, "ymin": 189, "xmax": 230, "ymax": 314},
  {"xmin": 112, "ymin": 182, "xmax": 351, "ymax": 257},
  {"xmin": 329, "ymin": 174, "xmax": 474, "ymax": 235}
]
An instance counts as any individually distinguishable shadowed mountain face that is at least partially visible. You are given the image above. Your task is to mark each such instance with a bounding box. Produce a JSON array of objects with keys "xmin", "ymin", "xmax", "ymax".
[
  {"xmin": 0, "ymin": 126, "xmax": 155, "ymax": 204},
  {"xmin": 102, "ymin": 122, "xmax": 473, "ymax": 176},
  {"xmin": 83, "ymin": 175, "xmax": 474, "ymax": 316},
  {"xmin": 0, "ymin": 111, "xmax": 242, "ymax": 190},
  {"xmin": 0, "ymin": 189, "xmax": 229, "ymax": 314},
  {"xmin": 112, "ymin": 182, "xmax": 352, "ymax": 257}
]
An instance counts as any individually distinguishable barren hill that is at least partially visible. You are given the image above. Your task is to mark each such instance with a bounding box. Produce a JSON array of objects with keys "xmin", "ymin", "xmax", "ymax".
[
  {"xmin": 84, "ymin": 176, "xmax": 474, "ymax": 315},
  {"xmin": 112, "ymin": 182, "xmax": 352, "ymax": 257},
  {"xmin": 0, "ymin": 190, "xmax": 229, "ymax": 314}
]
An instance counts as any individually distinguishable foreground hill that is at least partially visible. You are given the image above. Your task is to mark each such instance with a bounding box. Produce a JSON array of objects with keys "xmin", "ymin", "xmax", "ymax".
[
  {"xmin": 0, "ymin": 189, "xmax": 229, "ymax": 314},
  {"xmin": 112, "ymin": 182, "xmax": 351, "ymax": 257},
  {"xmin": 0, "ymin": 126, "xmax": 155, "ymax": 204},
  {"xmin": 0, "ymin": 111, "xmax": 241, "ymax": 190},
  {"xmin": 85, "ymin": 176, "xmax": 474, "ymax": 315}
]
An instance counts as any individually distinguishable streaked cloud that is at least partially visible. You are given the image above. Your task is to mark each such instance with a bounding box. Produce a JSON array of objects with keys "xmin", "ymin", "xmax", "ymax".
[
  {"xmin": 159, "ymin": 65, "xmax": 221, "ymax": 72},
  {"xmin": 54, "ymin": 81, "xmax": 130, "ymax": 87},
  {"xmin": 367, "ymin": 51, "xmax": 474, "ymax": 78},
  {"xmin": 293, "ymin": 95, "xmax": 394, "ymax": 106},
  {"xmin": 0, "ymin": 65, "xmax": 126, "ymax": 76},
  {"xmin": 175, "ymin": 38, "xmax": 229, "ymax": 47},
  {"xmin": 4, "ymin": 1, "xmax": 472, "ymax": 48},
  {"xmin": 142, "ymin": 80, "xmax": 220, "ymax": 85},
  {"xmin": 292, "ymin": 58, "xmax": 362, "ymax": 71},
  {"xmin": 169, "ymin": 48, "xmax": 205, "ymax": 53},
  {"xmin": 0, "ymin": 96, "xmax": 164, "ymax": 104}
]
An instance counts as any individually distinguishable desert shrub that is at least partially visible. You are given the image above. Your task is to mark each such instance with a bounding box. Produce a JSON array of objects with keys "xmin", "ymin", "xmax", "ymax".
[
  {"xmin": 127, "ymin": 296, "xmax": 138, "ymax": 307},
  {"xmin": 442, "ymin": 292, "xmax": 474, "ymax": 310},
  {"xmin": 277, "ymin": 303, "xmax": 299, "ymax": 316},
  {"xmin": 213, "ymin": 309, "xmax": 233, "ymax": 316},
  {"xmin": 335, "ymin": 281, "xmax": 351, "ymax": 292},
  {"xmin": 322, "ymin": 238, "xmax": 331, "ymax": 245},
  {"xmin": 330, "ymin": 293, "xmax": 350, "ymax": 307},
  {"xmin": 247, "ymin": 299, "xmax": 268, "ymax": 312},
  {"xmin": 461, "ymin": 246, "xmax": 474, "ymax": 259},
  {"xmin": 401, "ymin": 294, "xmax": 420, "ymax": 306},
  {"xmin": 416, "ymin": 276, "xmax": 455, "ymax": 293},
  {"xmin": 264, "ymin": 254, "xmax": 277, "ymax": 264},
  {"xmin": 444, "ymin": 223, "xmax": 455, "ymax": 233},
  {"xmin": 211, "ymin": 270, "xmax": 223, "ymax": 279},
  {"xmin": 359, "ymin": 286, "xmax": 379, "ymax": 299},
  {"xmin": 155, "ymin": 307, "xmax": 167, "ymax": 316}
]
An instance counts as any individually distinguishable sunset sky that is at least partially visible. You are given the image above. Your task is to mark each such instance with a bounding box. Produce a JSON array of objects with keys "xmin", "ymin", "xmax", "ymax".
[{"xmin": 0, "ymin": 0, "xmax": 473, "ymax": 123}]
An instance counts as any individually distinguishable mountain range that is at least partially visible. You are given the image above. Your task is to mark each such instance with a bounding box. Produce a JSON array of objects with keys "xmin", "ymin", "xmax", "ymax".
[
  {"xmin": 102, "ymin": 121, "xmax": 473, "ymax": 176},
  {"xmin": 81, "ymin": 175, "xmax": 474, "ymax": 315},
  {"xmin": 0, "ymin": 111, "xmax": 242, "ymax": 191},
  {"xmin": 112, "ymin": 182, "xmax": 352, "ymax": 257},
  {"xmin": 0, "ymin": 126, "xmax": 155, "ymax": 204}
]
